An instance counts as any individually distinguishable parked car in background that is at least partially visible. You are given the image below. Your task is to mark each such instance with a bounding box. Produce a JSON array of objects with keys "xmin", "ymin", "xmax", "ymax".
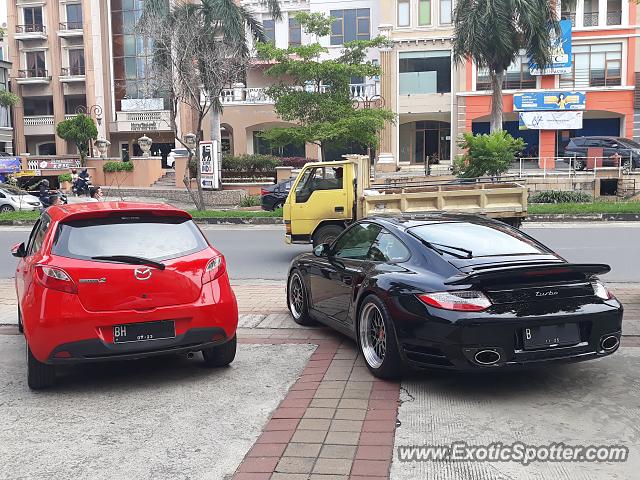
[
  {"xmin": 167, "ymin": 148, "xmax": 189, "ymax": 168},
  {"xmin": 564, "ymin": 136, "xmax": 640, "ymax": 170},
  {"xmin": 0, "ymin": 185, "xmax": 42, "ymax": 212},
  {"xmin": 13, "ymin": 202, "xmax": 238, "ymax": 389},
  {"xmin": 261, "ymin": 179, "xmax": 293, "ymax": 211},
  {"xmin": 287, "ymin": 214, "xmax": 622, "ymax": 379}
]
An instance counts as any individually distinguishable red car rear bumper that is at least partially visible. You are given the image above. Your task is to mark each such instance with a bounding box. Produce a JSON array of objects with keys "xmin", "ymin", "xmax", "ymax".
[{"xmin": 22, "ymin": 279, "xmax": 238, "ymax": 364}]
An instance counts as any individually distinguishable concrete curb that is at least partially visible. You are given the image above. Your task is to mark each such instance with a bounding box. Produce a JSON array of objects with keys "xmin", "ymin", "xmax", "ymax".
[{"xmin": 525, "ymin": 213, "xmax": 640, "ymax": 222}]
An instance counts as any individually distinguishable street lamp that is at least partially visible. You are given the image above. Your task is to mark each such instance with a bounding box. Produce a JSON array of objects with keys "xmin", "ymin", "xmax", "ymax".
[{"xmin": 76, "ymin": 104, "xmax": 104, "ymax": 158}]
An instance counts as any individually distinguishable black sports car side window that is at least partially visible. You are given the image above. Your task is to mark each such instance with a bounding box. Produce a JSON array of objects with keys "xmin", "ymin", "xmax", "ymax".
[
  {"xmin": 333, "ymin": 223, "xmax": 382, "ymax": 260},
  {"xmin": 368, "ymin": 230, "xmax": 410, "ymax": 263}
]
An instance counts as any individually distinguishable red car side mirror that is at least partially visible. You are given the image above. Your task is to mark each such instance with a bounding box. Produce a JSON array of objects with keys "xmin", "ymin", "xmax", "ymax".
[{"xmin": 11, "ymin": 242, "xmax": 26, "ymax": 258}]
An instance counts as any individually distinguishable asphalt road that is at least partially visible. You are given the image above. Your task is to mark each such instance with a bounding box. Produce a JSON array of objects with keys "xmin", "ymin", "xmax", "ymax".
[{"xmin": 0, "ymin": 223, "xmax": 639, "ymax": 282}]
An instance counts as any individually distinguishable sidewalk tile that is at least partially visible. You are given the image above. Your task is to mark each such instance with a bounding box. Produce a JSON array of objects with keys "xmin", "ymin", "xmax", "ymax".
[
  {"xmin": 248, "ymin": 443, "xmax": 287, "ymax": 458},
  {"xmin": 237, "ymin": 457, "xmax": 280, "ymax": 473},
  {"xmin": 283, "ymin": 443, "xmax": 323, "ymax": 458},
  {"xmin": 291, "ymin": 429, "xmax": 327, "ymax": 444},
  {"xmin": 329, "ymin": 420, "xmax": 363, "ymax": 432},
  {"xmin": 314, "ymin": 389, "xmax": 344, "ymax": 399},
  {"xmin": 303, "ymin": 408, "xmax": 336, "ymax": 419},
  {"xmin": 280, "ymin": 398, "xmax": 312, "ymax": 409},
  {"xmin": 324, "ymin": 431, "xmax": 360, "ymax": 445},
  {"xmin": 276, "ymin": 457, "xmax": 315, "ymax": 474},
  {"xmin": 309, "ymin": 398, "xmax": 340, "ymax": 409},
  {"xmin": 312, "ymin": 458, "xmax": 353, "ymax": 475},
  {"xmin": 256, "ymin": 431, "xmax": 295, "ymax": 444},
  {"xmin": 355, "ymin": 445, "xmax": 393, "ymax": 460},
  {"xmin": 270, "ymin": 474, "xmax": 309, "ymax": 480},
  {"xmin": 337, "ymin": 399, "xmax": 368, "ymax": 410},
  {"xmin": 364, "ymin": 409, "xmax": 397, "ymax": 421},
  {"xmin": 232, "ymin": 473, "xmax": 272, "ymax": 480},
  {"xmin": 358, "ymin": 432, "xmax": 395, "ymax": 446},
  {"xmin": 272, "ymin": 408, "xmax": 306, "ymax": 420},
  {"xmin": 350, "ymin": 459, "xmax": 390, "ymax": 476},
  {"xmin": 367, "ymin": 399, "xmax": 399, "ymax": 411},
  {"xmin": 319, "ymin": 445, "xmax": 357, "ymax": 459},
  {"xmin": 334, "ymin": 409, "xmax": 366, "ymax": 421},
  {"xmin": 298, "ymin": 418, "xmax": 331, "ymax": 431},
  {"xmin": 265, "ymin": 419, "xmax": 300, "ymax": 431},
  {"xmin": 309, "ymin": 475, "xmax": 348, "ymax": 480}
]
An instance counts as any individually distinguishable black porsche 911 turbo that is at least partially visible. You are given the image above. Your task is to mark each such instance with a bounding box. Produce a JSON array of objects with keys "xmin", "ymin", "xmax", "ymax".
[{"xmin": 286, "ymin": 214, "xmax": 623, "ymax": 378}]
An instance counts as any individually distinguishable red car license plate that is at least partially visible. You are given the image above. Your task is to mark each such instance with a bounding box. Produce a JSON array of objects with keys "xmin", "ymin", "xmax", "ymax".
[{"xmin": 113, "ymin": 321, "xmax": 175, "ymax": 344}]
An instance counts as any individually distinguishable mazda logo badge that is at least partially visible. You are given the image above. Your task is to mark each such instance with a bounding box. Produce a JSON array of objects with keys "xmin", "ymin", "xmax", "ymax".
[{"xmin": 134, "ymin": 268, "xmax": 152, "ymax": 281}]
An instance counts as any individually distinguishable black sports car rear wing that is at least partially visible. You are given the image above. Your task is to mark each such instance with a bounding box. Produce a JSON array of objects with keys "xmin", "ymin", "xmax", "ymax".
[{"xmin": 444, "ymin": 263, "xmax": 611, "ymax": 286}]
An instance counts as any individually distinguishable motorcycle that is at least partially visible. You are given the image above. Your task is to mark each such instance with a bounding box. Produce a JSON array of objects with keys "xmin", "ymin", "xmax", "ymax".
[{"xmin": 72, "ymin": 170, "xmax": 92, "ymax": 196}]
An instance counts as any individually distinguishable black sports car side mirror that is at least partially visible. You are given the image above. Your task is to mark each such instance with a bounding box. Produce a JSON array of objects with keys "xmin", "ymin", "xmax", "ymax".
[
  {"xmin": 11, "ymin": 242, "xmax": 26, "ymax": 258},
  {"xmin": 314, "ymin": 243, "xmax": 330, "ymax": 258}
]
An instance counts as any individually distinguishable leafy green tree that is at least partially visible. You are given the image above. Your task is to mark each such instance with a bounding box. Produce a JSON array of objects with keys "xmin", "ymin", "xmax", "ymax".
[
  {"xmin": 454, "ymin": 131, "xmax": 525, "ymax": 178},
  {"xmin": 0, "ymin": 90, "xmax": 19, "ymax": 108},
  {"xmin": 256, "ymin": 14, "xmax": 395, "ymax": 160},
  {"xmin": 55, "ymin": 114, "xmax": 98, "ymax": 166},
  {"xmin": 453, "ymin": 0, "xmax": 558, "ymax": 132}
]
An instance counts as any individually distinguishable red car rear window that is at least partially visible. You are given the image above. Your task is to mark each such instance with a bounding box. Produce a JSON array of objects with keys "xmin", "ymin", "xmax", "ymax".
[{"xmin": 52, "ymin": 215, "xmax": 208, "ymax": 261}]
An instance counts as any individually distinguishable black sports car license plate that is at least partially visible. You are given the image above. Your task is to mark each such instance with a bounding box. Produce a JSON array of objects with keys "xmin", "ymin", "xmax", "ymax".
[
  {"xmin": 522, "ymin": 323, "xmax": 580, "ymax": 350},
  {"xmin": 113, "ymin": 321, "xmax": 175, "ymax": 344}
]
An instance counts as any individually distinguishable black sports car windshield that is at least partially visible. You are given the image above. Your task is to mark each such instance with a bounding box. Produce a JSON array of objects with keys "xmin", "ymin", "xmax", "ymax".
[{"xmin": 409, "ymin": 222, "xmax": 545, "ymax": 258}]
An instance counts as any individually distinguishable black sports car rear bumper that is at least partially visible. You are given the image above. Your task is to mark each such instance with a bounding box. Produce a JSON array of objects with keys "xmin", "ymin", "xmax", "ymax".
[
  {"xmin": 47, "ymin": 327, "xmax": 230, "ymax": 364},
  {"xmin": 394, "ymin": 304, "xmax": 623, "ymax": 371}
]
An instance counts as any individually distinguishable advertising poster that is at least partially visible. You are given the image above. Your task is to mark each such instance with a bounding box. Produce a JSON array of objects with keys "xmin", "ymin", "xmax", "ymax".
[
  {"xmin": 529, "ymin": 20, "xmax": 572, "ymax": 75},
  {"xmin": 514, "ymin": 91, "xmax": 586, "ymax": 111},
  {"xmin": 519, "ymin": 111, "xmax": 583, "ymax": 130},
  {"xmin": 199, "ymin": 140, "xmax": 220, "ymax": 190}
]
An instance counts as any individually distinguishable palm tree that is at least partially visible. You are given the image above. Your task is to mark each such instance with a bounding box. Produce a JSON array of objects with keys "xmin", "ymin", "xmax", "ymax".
[
  {"xmin": 453, "ymin": 0, "xmax": 558, "ymax": 132},
  {"xmin": 197, "ymin": 0, "xmax": 282, "ymax": 146},
  {"xmin": 143, "ymin": 0, "xmax": 282, "ymax": 144}
]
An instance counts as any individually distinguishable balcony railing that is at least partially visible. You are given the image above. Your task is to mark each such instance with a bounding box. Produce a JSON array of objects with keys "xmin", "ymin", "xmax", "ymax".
[
  {"xmin": 219, "ymin": 83, "xmax": 379, "ymax": 104},
  {"xmin": 607, "ymin": 11, "xmax": 622, "ymax": 26},
  {"xmin": 583, "ymin": 12, "xmax": 599, "ymax": 27},
  {"xmin": 24, "ymin": 114, "xmax": 77, "ymax": 126},
  {"xmin": 59, "ymin": 21, "xmax": 83, "ymax": 30},
  {"xmin": 61, "ymin": 66, "xmax": 85, "ymax": 76},
  {"xmin": 18, "ymin": 69, "xmax": 49, "ymax": 79},
  {"xmin": 16, "ymin": 24, "xmax": 46, "ymax": 34}
]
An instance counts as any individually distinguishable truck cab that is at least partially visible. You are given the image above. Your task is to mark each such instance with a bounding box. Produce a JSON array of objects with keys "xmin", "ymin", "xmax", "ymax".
[{"xmin": 283, "ymin": 160, "xmax": 356, "ymax": 247}]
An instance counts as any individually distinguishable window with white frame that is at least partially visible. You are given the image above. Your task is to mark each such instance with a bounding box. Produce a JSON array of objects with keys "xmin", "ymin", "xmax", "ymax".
[
  {"xmin": 24, "ymin": 51, "xmax": 47, "ymax": 77},
  {"xmin": 289, "ymin": 15, "xmax": 301, "ymax": 46},
  {"xmin": 67, "ymin": 49, "xmax": 85, "ymax": 76},
  {"xmin": 440, "ymin": 0, "xmax": 452, "ymax": 25},
  {"xmin": 65, "ymin": 3, "xmax": 83, "ymax": 29},
  {"xmin": 476, "ymin": 54, "xmax": 535, "ymax": 90},
  {"xmin": 263, "ymin": 19, "xmax": 275, "ymax": 43},
  {"xmin": 560, "ymin": 43, "xmax": 622, "ymax": 88},
  {"xmin": 398, "ymin": 0, "xmax": 410, "ymax": 27},
  {"xmin": 418, "ymin": 0, "xmax": 431, "ymax": 26},
  {"xmin": 21, "ymin": 6, "xmax": 44, "ymax": 33}
]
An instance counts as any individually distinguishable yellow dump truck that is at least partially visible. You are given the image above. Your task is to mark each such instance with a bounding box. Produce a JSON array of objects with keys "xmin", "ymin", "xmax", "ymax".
[{"xmin": 283, "ymin": 155, "xmax": 528, "ymax": 246}]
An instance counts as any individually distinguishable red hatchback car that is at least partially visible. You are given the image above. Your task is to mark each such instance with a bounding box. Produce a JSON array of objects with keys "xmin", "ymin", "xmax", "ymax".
[{"xmin": 13, "ymin": 202, "xmax": 238, "ymax": 389}]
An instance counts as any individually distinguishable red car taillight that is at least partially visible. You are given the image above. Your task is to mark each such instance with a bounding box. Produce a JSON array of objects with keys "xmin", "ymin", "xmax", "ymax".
[
  {"xmin": 202, "ymin": 256, "xmax": 226, "ymax": 284},
  {"xmin": 35, "ymin": 266, "xmax": 78, "ymax": 294},
  {"xmin": 417, "ymin": 290, "xmax": 491, "ymax": 312},
  {"xmin": 260, "ymin": 188, "xmax": 269, "ymax": 196}
]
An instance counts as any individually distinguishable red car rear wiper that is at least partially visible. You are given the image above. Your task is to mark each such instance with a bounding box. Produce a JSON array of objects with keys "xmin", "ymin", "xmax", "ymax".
[{"xmin": 91, "ymin": 255, "xmax": 166, "ymax": 270}]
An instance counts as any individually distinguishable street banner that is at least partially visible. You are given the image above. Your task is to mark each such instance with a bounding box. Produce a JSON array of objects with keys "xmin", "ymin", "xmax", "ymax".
[
  {"xmin": 27, "ymin": 158, "xmax": 81, "ymax": 170},
  {"xmin": 199, "ymin": 140, "xmax": 220, "ymax": 190},
  {"xmin": 0, "ymin": 157, "xmax": 21, "ymax": 173},
  {"xmin": 519, "ymin": 111, "xmax": 583, "ymax": 130},
  {"xmin": 529, "ymin": 20, "xmax": 572, "ymax": 75},
  {"xmin": 514, "ymin": 91, "xmax": 586, "ymax": 111}
]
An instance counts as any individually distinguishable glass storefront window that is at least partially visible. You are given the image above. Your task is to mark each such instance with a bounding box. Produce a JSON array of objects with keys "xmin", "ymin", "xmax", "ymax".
[{"xmin": 399, "ymin": 51, "xmax": 451, "ymax": 94}]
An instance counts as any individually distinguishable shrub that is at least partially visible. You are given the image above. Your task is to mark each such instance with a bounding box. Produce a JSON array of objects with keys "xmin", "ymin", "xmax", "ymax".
[
  {"xmin": 455, "ymin": 131, "xmax": 525, "ymax": 178},
  {"xmin": 240, "ymin": 195, "xmax": 261, "ymax": 207},
  {"xmin": 529, "ymin": 190, "xmax": 593, "ymax": 204},
  {"xmin": 280, "ymin": 157, "xmax": 313, "ymax": 168},
  {"xmin": 58, "ymin": 173, "xmax": 73, "ymax": 183},
  {"xmin": 103, "ymin": 161, "xmax": 134, "ymax": 173},
  {"xmin": 222, "ymin": 154, "xmax": 280, "ymax": 175}
]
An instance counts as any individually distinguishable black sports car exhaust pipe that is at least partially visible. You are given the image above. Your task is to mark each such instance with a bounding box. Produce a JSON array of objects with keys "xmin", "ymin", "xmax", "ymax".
[
  {"xmin": 474, "ymin": 349, "xmax": 501, "ymax": 365},
  {"xmin": 601, "ymin": 335, "xmax": 620, "ymax": 352}
]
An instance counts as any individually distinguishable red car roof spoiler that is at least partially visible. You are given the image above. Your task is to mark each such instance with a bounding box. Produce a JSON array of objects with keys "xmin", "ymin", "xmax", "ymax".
[
  {"xmin": 60, "ymin": 208, "xmax": 192, "ymax": 223},
  {"xmin": 444, "ymin": 263, "xmax": 611, "ymax": 286}
]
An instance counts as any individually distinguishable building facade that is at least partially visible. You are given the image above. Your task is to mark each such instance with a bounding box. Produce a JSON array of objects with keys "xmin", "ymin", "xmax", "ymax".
[
  {"xmin": 211, "ymin": 0, "xmax": 381, "ymax": 161},
  {"xmin": 460, "ymin": 0, "xmax": 637, "ymax": 162},
  {"xmin": 6, "ymin": 0, "xmax": 173, "ymax": 160}
]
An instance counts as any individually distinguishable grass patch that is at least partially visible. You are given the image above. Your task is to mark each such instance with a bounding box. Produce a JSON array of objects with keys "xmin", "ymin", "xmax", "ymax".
[
  {"xmin": 529, "ymin": 202, "xmax": 640, "ymax": 215},
  {"xmin": 0, "ymin": 208, "xmax": 283, "ymax": 222},
  {"xmin": 0, "ymin": 211, "xmax": 40, "ymax": 221}
]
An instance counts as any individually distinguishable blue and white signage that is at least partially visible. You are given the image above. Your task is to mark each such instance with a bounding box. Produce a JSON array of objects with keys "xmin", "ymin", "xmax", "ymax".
[
  {"xmin": 519, "ymin": 111, "xmax": 583, "ymax": 130},
  {"xmin": 514, "ymin": 91, "xmax": 586, "ymax": 111},
  {"xmin": 529, "ymin": 20, "xmax": 572, "ymax": 75}
]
